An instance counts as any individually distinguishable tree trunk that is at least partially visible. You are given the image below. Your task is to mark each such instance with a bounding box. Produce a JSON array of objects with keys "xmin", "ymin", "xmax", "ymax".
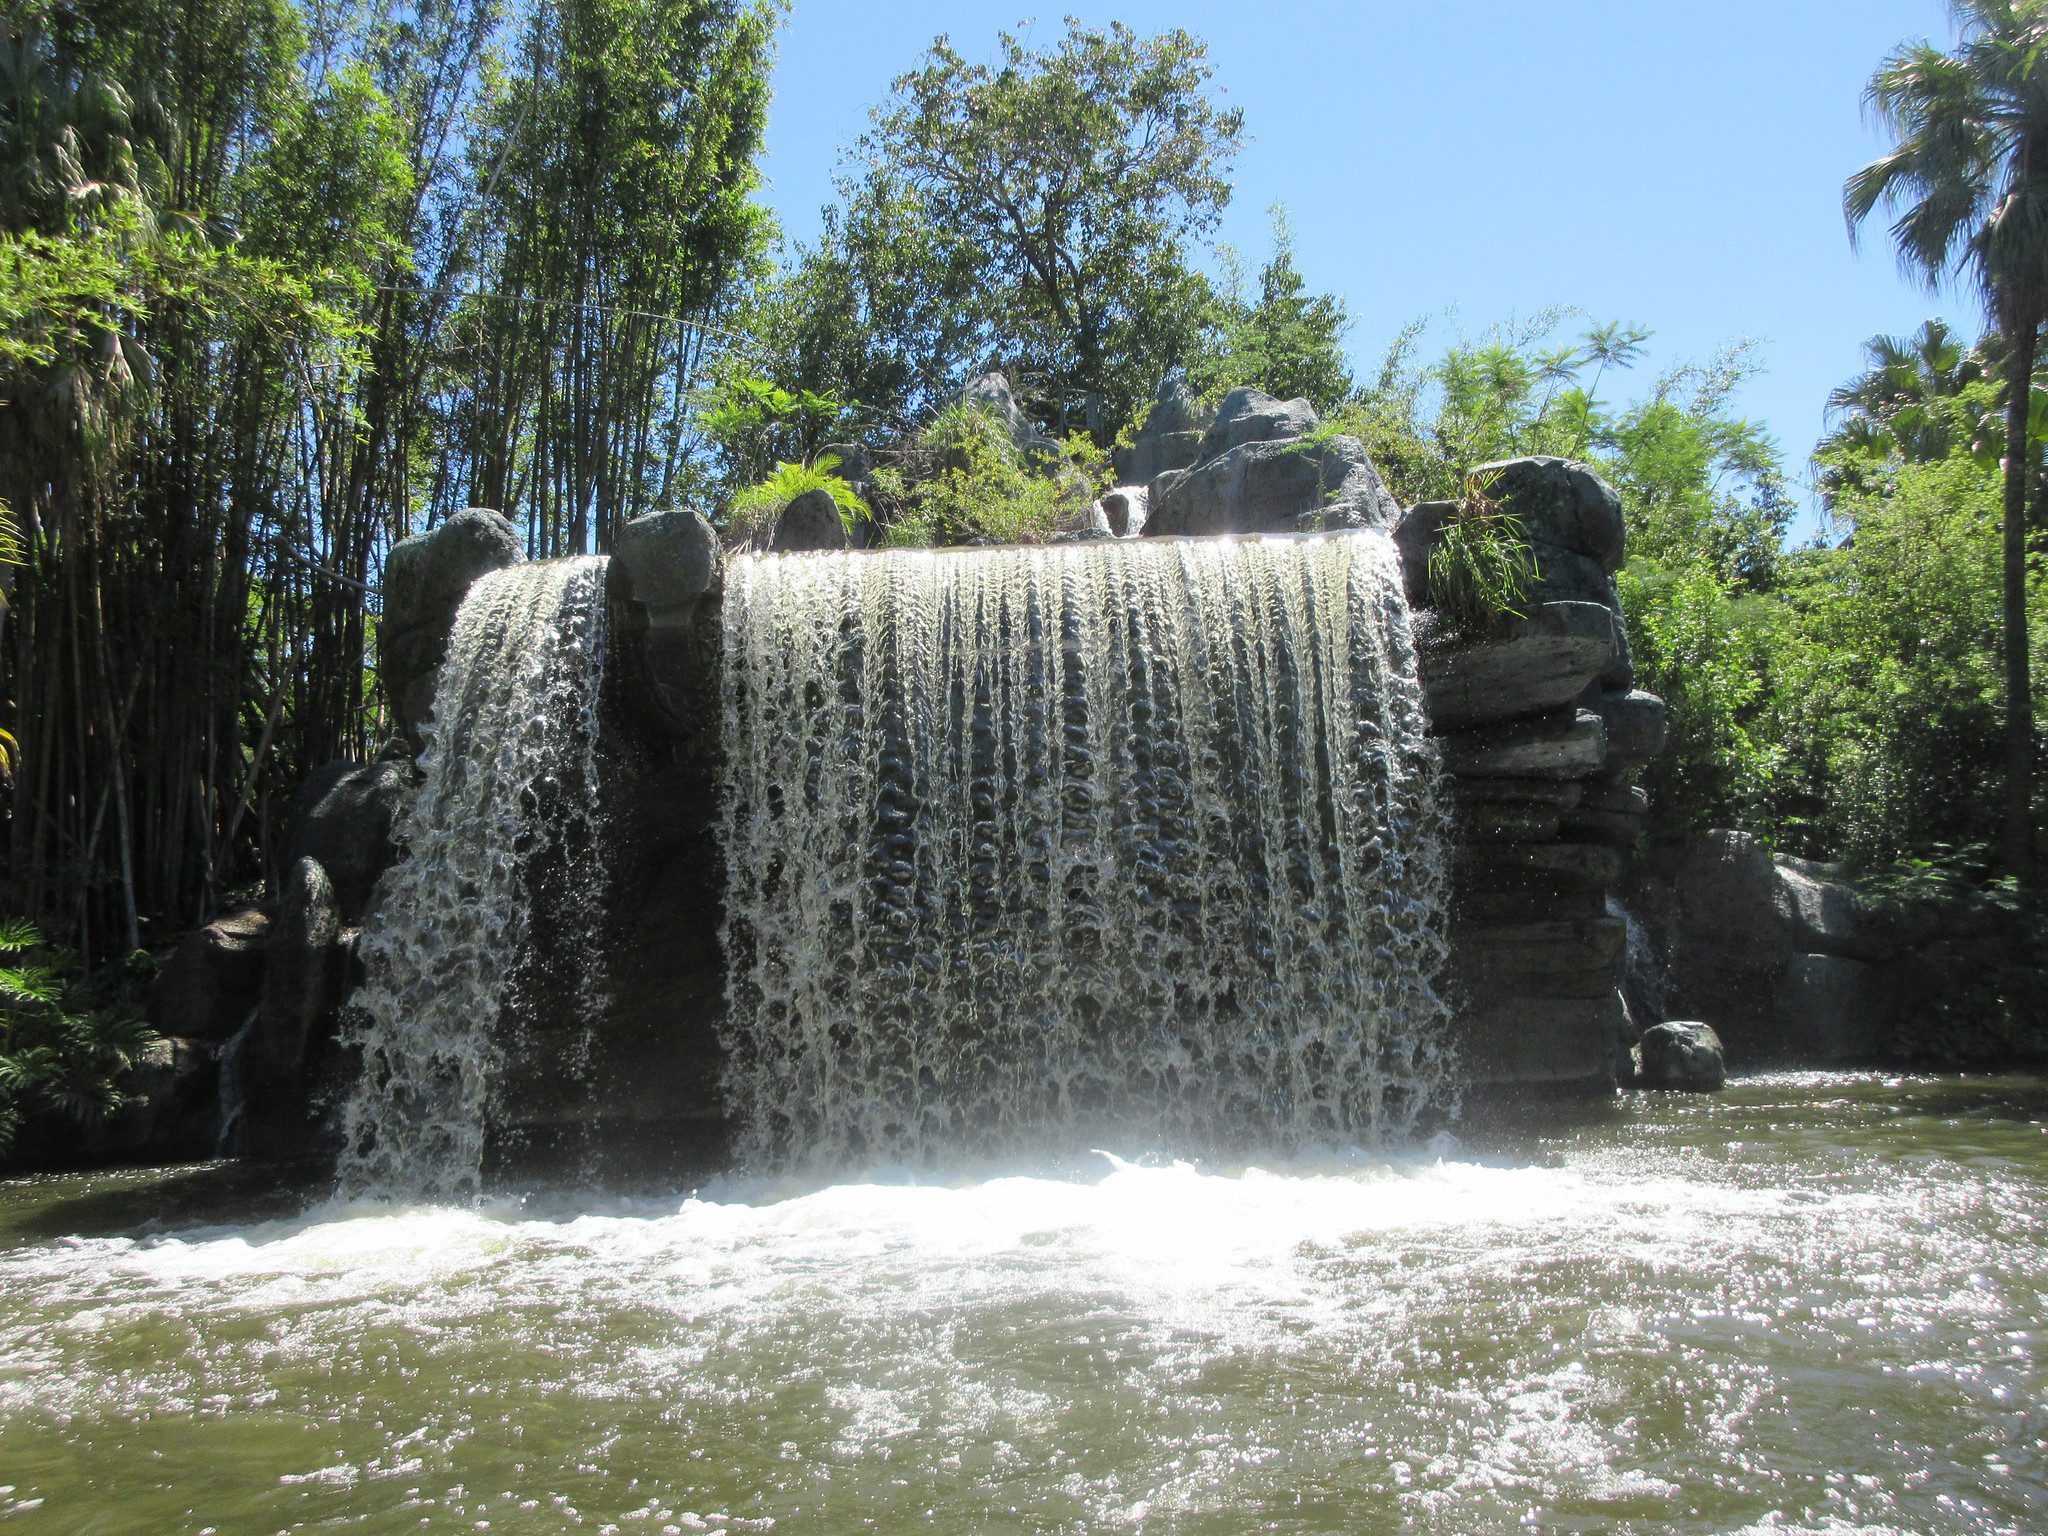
[{"xmin": 2001, "ymin": 318, "xmax": 2038, "ymax": 880}]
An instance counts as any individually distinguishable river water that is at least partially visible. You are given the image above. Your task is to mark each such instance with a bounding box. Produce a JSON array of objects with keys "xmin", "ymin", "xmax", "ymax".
[{"xmin": 1, "ymin": 1073, "xmax": 2042, "ymax": 1534}]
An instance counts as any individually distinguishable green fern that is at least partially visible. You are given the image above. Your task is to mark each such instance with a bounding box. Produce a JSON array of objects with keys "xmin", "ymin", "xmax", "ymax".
[
  {"xmin": 0, "ymin": 918, "xmax": 158, "ymax": 1161},
  {"xmin": 724, "ymin": 454, "xmax": 867, "ymax": 551}
]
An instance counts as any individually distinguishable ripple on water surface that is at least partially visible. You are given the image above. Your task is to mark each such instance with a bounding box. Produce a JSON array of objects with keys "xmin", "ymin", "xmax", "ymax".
[{"xmin": 0, "ymin": 1073, "xmax": 2044, "ymax": 1535}]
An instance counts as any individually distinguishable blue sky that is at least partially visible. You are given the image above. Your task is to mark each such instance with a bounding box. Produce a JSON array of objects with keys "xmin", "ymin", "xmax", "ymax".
[{"xmin": 755, "ymin": 1, "xmax": 1983, "ymax": 530}]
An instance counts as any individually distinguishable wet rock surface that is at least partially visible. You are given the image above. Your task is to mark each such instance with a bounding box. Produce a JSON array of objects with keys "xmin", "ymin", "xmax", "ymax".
[
  {"xmin": 1635, "ymin": 1020, "xmax": 1727, "ymax": 1091},
  {"xmin": 282, "ymin": 756, "xmax": 410, "ymax": 924},
  {"xmin": 147, "ymin": 909, "xmax": 270, "ymax": 1043},
  {"xmin": 380, "ymin": 508, "xmax": 524, "ymax": 742}
]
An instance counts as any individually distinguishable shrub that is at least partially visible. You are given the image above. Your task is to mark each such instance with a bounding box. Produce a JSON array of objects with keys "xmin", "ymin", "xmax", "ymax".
[
  {"xmin": 879, "ymin": 403, "xmax": 1106, "ymax": 548},
  {"xmin": 0, "ymin": 919, "xmax": 157, "ymax": 1158}
]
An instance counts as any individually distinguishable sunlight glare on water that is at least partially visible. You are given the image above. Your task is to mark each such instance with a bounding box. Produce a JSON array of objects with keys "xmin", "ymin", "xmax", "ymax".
[{"xmin": 1, "ymin": 1075, "xmax": 2044, "ymax": 1534}]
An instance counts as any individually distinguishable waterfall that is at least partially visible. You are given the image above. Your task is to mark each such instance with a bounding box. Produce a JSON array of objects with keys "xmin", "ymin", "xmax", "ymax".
[
  {"xmin": 718, "ymin": 532, "xmax": 1453, "ymax": 1167},
  {"xmin": 338, "ymin": 557, "xmax": 608, "ymax": 1200}
]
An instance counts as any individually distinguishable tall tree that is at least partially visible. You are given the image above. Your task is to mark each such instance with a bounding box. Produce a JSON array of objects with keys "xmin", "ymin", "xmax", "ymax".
[
  {"xmin": 451, "ymin": 0, "xmax": 777, "ymax": 555},
  {"xmin": 1192, "ymin": 207, "xmax": 1353, "ymax": 411},
  {"xmin": 1847, "ymin": 0, "xmax": 2048, "ymax": 878},
  {"xmin": 858, "ymin": 19, "xmax": 1242, "ymax": 439}
]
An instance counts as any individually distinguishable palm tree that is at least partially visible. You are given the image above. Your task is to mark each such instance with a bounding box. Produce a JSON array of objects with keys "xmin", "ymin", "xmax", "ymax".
[
  {"xmin": 1847, "ymin": 0, "xmax": 2048, "ymax": 879},
  {"xmin": 1815, "ymin": 319, "xmax": 1992, "ymax": 496}
]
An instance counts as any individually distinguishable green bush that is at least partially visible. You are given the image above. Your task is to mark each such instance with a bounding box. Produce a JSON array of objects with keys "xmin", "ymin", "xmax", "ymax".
[
  {"xmin": 1617, "ymin": 555, "xmax": 1782, "ymax": 837},
  {"xmin": 879, "ymin": 402, "xmax": 1106, "ymax": 548},
  {"xmin": 0, "ymin": 919, "xmax": 157, "ymax": 1158}
]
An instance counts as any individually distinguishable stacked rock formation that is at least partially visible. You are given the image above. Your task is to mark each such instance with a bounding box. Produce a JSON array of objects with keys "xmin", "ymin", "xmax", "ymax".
[
  {"xmin": 1395, "ymin": 458, "xmax": 1665, "ymax": 1090},
  {"xmin": 1141, "ymin": 386, "xmax": 1402, "ymax": 537}
]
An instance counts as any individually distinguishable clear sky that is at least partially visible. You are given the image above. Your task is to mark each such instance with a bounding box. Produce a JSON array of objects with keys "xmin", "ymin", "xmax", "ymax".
[{"xmin": 755, "ymin": 1, "xmax": 1984, "ymax": 530}]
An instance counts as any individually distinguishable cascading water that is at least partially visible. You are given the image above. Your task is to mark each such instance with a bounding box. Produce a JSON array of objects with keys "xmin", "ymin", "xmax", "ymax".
[
  {"xmin": 337, "ymin": 556, "xmax": 608, "ymax": 1200},
  {"xmin": 718, "ymin": 531, "xmax": 1453, "ymax": 1166}
]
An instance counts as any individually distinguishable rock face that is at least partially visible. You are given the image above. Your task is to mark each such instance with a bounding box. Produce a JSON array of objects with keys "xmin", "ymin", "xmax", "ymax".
[
  {"xmin": 1406, "ymin": 456, "xmax": 1662, "ymax": 1091},
  {"xmin": 1143, "ymin": 389, "xmax": 1402, "ymax": 537},
  {"xmin": 1635, "ymin": 1021, "xmax": 1726, "ymax": 1091},
  {"xmin": 281, "ymin": 756, "xmax": 410, "ymax": 923},
  {"xmin": 607, "ymin": 508, "xmax": 723, "ymax": 742},
  {"xmin": 147, "ymin": 909, "xmax": 270, "ymax": 1042},
  {"xmin": 381, "ymin": 509, "xmax": 524, "ymax": 741},
  {"xmin": 100, "ymin": 1036, "xmax": 221, "ymax": 1162},
  {"xmin": 1625, "ymin": 831, "xmax": 1884, "ymax": 1068},
  {"xmin": 239, "ymin": 856, "xmax": 352, "ymax": 1155},
  {"xmin": 965, "ymin": 371, "xmax": 1066, "ymax": 467},
  {"xmin": 1114, "ymin": 378, "xmax": 1211, "ymax": 487}
]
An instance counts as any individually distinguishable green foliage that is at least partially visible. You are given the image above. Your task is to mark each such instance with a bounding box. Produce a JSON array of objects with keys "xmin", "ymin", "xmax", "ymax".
[
  {"xmin": 1189, "ymin": 207, "xmax": 1352, "ymax": 411},
  {"xmin": 1845, "ymin": 0, "xmax": 2048, "ymax": 876},
  {"xmin": 880, "ymin": 404, "xmax": 1104, "ymax": 548},
  {"xmin": 723, "ymin": 454, "xmax": 866, "ymax": 551},
  {"xmin": 854, "ymin": 18, "xmax": 1243, "ymax": 438},
  {"xmin": 453, "ymin": 0, "xmax": 781, "ymax": 548},
  {"xmin": 1, "ymin": 0, "xmax": 785, "ymax": 952},
  {"xmin": 1334, "ymin": 314, "xmax": 1788, "ymax": 587},
  {"xmin": 1766, "ymin": 452, "xmax": 2033, "ymax": 864},
  {"xmin": 703, "ymin": 375, "xmax": 858, "ymax": 489},
  {"xmin": 1618, "ymin": 557, "xmax": 1782, "ymax": 836},
  {"xmin": 0, "ymin": 920, "xmax": 156, "ymax": 1159},
  {"xmin": 1425, "ymin": 472, "xmax": 1538, "ymax": 637}
]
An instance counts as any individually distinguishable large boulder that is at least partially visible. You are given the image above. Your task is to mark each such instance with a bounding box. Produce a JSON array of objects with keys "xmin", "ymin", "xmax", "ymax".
[
  {"xmin": 1145, "ymin": 434, "xmax": 1399, "ymax": 537},
  {"xmin": 771, "ymin": 488, "xmax": 849, "ymax": 553},
  {"xmin": 1143, "ymin": 376, "xmax": 1206, "ymax": 438},
  {"xmin": 607, "ymin": 508, "xmax": 724, "ymax": 743},
  {"xmin": 963, "ymin": 371, "xmax": 1067, "ymax": 467},
  {"xmin": 1594, "ymin": 689, "xmax": 1668, "ymax": 777},
  {"xmin": 1457, "ymin": 992, "xmax": 1627, "ymax": 1086},
  {"xmin": 147, "ymin": 909, "xmax": 269, "ymax": 1042},
  {"xmin": 380, "ymin": 509, "xmax": 523, "ymax": 740},
  {"xmin": 281, "ymin": 756, "xmax": 410, "ymax": 924},
  {"xmin": 965, "ymin": 370, "xmax": 1032, "ymax": 445},
  {"xmin": 1418, "ymin": 601, "xmax": 1617, "ymax": 731},
  {"xmin": 1643, "ymin": 830, "xmax": 1886, "ymax": 1067},
  {"xmin": 1635, "ymin": 1020, "xmax": 1726, "ymax": 1091},
  {"xmin": 1468, "ymin": 456, "xmax": 1626, "ymax": 571},
  {"xmin": 1198, "ymin": 387, "xmax": 1321, "ymax": 458},
  {"xmin": 1114, "ymin": 378, "xmax": 1211, "ymax": 486},
  {"xmin": 251, "ymin": 858, "xmax": 344, "ymax": 1091},
  {"xmin": 95, "ymin": 1035, "xmax": 221, "ymax": 1161},
  {"xmin": 1438, "ymin": 707, "xmax": 1607, "ymax": 780}
]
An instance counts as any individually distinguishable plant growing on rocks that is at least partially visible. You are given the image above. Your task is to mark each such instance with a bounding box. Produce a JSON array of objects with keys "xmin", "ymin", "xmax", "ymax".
[
  {"xmin": 723, "ymin": 455, "xmax": 868, "ymax": 551},
  {"xmin": 881, "ymin": 404, "xmax": 1106, "ymax": 547},
  {"xmin": 1426, "ymin": 471, "xmax": 1540, "ymax": 637},
  {"xmin": 0, "ymin": 920, "xmax": 156, "ymax": 1158}
]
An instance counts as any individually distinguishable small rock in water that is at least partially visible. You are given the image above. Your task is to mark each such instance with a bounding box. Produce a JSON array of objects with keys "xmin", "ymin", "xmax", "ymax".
[{"xmin": 1634, "ymin": 1020, "xmax": 1726, "ymax": 1092}]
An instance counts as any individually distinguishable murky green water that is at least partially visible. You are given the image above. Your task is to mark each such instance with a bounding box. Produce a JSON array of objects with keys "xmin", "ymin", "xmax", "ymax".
[{"xmin": 1, "ymin": 1074, "xmax": 2043, "ymax": 1534}]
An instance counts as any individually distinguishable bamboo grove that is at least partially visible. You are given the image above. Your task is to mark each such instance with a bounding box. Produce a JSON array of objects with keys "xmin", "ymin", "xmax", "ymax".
[{"xmin": 0, "ymin": 0, "xmax": 777, "ymax": 962}]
